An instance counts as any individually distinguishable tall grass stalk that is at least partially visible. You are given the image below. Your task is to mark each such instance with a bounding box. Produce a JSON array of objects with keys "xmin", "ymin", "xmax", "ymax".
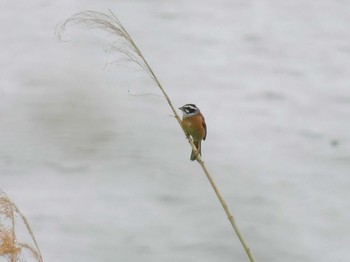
[
  {"xmin": 57, "ymin": 10, "xmax": 256, "ymax": 262},
  {"xmin": 0, "ymin": 192, "xmax": 43, "ymax": 262}
]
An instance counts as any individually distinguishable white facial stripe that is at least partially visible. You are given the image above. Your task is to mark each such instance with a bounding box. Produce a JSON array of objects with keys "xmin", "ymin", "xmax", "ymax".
[
  {"xmin": 184, "ymin": 104, "xmax": 197, "ymax": 109},
  {"xmin": 181, "ymin": 104, "xmax": 199, "ymax": 116}
]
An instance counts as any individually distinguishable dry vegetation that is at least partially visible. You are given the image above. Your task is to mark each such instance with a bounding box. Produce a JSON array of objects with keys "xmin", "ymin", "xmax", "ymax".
[
  {"xmin": 0, "ymin": 192, "xmax": 43, "ymax": 262},
  {"xmin": 2, "ymin": 9, "xmax": 257, "ymax": 262}
]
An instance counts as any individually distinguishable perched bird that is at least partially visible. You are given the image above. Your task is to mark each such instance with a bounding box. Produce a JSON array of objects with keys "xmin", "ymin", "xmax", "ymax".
[{"xmin": 179, "ymin": 104, "xmax": 207, "ymax": 161}]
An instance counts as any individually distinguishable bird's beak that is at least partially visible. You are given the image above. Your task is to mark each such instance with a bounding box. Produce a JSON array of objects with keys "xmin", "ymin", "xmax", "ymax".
[{"xmin": 179, "ymin": 106, "xmax": 184, "ymax": 111}]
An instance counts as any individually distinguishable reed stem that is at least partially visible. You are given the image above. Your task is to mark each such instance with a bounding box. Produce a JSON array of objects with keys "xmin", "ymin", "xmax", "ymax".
[{"xmin": 57, "ymin": 10, "xmax": 256, "ymax": 262}]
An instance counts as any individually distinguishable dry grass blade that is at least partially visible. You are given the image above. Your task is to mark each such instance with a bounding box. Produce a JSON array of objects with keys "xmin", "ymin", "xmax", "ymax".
[
  {"xmin": 56, "ymin": 10, "xmax": 182, "ymax": 125},
  {"xmin": 0, "ymin": 193, "xmax": 43, "ymax": 262},
  {"xmin": 57, "ymin": 10, "xmax": 256, "ymax": 262},
  {"xmin": 57, "ymin": 10, "xmax": 152, "ymax": 79}
]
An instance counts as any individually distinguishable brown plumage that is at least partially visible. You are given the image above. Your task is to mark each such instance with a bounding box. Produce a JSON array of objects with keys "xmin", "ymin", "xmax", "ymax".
[{"xmin": 179, "ymin": 104, "xmax": 207, "ymax": 161}]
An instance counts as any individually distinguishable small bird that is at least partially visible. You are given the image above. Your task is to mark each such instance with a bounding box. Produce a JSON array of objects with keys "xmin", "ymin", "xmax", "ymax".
[{"xmin": 179, "ymin": 104, "xmax": 207, "ymax": 161}]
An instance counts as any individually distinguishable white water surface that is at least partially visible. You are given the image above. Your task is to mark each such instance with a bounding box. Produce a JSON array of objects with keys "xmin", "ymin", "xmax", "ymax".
[{"xmin": 1, "ymin": 1, "xmax": 350, "ymax": 261}]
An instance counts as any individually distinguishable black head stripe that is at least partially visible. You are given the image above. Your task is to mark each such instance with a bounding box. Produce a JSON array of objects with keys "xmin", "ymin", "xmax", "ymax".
[{"xmin": 184, "ymin": 104, "xmax": 198, "ymax": 114}]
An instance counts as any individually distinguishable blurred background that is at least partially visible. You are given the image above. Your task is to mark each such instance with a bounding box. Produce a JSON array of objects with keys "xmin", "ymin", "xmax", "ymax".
[{"xmin": 1, "ymin": 0, "xmax": 350, "ymax": 261}]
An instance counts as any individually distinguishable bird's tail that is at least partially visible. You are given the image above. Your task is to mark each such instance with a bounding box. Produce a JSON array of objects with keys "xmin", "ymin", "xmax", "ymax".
[{"xmin": 190, "ymin": 141, "xmax": 201, "ymax": 161}]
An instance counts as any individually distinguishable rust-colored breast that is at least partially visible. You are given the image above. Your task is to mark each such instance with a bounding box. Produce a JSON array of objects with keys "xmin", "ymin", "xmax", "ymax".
[{"xmin": 182, "ymin": 114, "xmax": 206, "ymax": 141}]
